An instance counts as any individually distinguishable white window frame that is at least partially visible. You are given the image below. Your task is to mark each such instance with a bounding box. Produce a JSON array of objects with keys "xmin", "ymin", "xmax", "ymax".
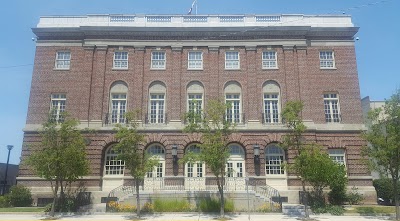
[
  {"xmin": 149, "ymin": 93, "xmax": 165, "ymax": 124},
  {"xmin": 185, "ymin": 145, "xmax": 204, "ymax": 178},
  {"xmin": 113, "ymin": 51, "xmax": 128, "ymax": 69},
  {"xmin": 188, "ymin": 51, "xmax": 203, "ymax": 70},
  {"xmin": 146, "ymin": 145, "xmax": 165, "ymax": 178},
  {"xmin": 263, "ymin": 93, "xmax": 280, "ymax": 123},
  {"xmin": 188, "ymin": 93, "xmax": 203, "ymax": 115},
  {"xmin": 55, "ymin": 51, "xmax": 71, "ymax": 70},
  {"xmin": 265, "ymin": 145, "xmax": 285, "ymax": 175},
  {"xmin": 262, "ymin": 51, "xmax": 278, "ymax": 69},
  {"xmin": 225, "ymin": 51, "xmax": 240, "ymax": 70},
  {"xmin": 110, "ymin": 93, "xmax": 127, "ymax": 124},
  {"xmin": 104, "ymin": 146, "xmax": 125, "ymax": 176},
  {"xmin": 329, "ymin": 149, "xmax": 346, "ymax": 166},
  {"xmin": 151, "ymin": 51, "xmax": 166, "ymax": 70},
  {"xmin": 323, "ymin": 93, "xmax": 341, "ymax": 123},
  {"xmin": 50, "ymin": 94, "xmax": 66, "ymax": 123},
  {"xmin": 319, "ymin": 51, "xmax": 336, "ymax": 69},
  {"xmin": 226, "ymin": 144, "xmax": 245, "ymax": 178},
  {"xmin": 225, "ymin": 94, "xmax": 241, "ymax": 123}
]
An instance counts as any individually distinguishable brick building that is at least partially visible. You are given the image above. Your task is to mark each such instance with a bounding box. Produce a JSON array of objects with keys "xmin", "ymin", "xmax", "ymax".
[{"xmin": 19, "ymin": 14, "xmax": 375, "ymax": 204}]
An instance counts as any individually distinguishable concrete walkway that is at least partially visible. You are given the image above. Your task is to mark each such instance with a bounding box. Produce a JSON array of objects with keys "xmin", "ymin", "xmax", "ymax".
[{"xmin": 0, "ymin": 213, "xmax": 394, "ymax": 221}]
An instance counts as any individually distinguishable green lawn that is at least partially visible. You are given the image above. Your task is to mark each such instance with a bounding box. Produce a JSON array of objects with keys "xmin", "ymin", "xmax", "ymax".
[
  {"xmin": 345, "ymin": 205, "xmax": 395, "ymax": 214},
  {"xmin": 0, "ymin": 207, "xmax": 45, "ymax": 213}
]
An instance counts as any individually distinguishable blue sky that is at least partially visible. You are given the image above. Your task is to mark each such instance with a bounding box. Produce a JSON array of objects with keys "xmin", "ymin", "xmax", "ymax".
[{"xmin": 0, "ymin": 0, "xmax": 398, "ymax": 165}]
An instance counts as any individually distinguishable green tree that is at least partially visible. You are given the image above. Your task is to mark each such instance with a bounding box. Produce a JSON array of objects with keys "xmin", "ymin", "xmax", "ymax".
[
  {"xmin": 362, "ymin": 90, "xmax": 400, "ymax": 220},
  {"xmin": 290, "ymin": 145, "xmax": 347, "ymax": 208},
  {"xmin": 183, "ymin": 99, "xmax": 235, "ymax": 218},
  {"xmin": 26, "ymin": 116, "xmax": 90, "ymax": 217},
  {"xmin": 113, "ymin": 111, "xmax": 158, "ymax": 217},
  {"xmin": 281, "ymin": 101, "xmax": 347, "ymax": 215},
  {"xmin": 281, "ymin": 101, "xmax": 311, "ymax": 218}
]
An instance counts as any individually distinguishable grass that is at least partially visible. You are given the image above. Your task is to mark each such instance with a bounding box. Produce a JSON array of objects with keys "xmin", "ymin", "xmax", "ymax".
[
  {"xmin": 153, "ymin": 198, "xmax": 191, "ymax": 212},
  {"xmin": 0, "ymin": 207, "xmax": 45, "ymax": 213},
  {"xmin": 344, "ymin": 205, "xmax": 396, "ymax": 214}
]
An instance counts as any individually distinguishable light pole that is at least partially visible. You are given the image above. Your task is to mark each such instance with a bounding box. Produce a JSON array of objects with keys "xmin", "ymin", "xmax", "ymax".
[{"xmin": 2, "ymin": 145, "xmax": 13, "ymax": 195}]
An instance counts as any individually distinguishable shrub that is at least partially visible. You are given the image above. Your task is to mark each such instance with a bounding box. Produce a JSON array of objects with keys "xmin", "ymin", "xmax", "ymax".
[
  {"xmin": 328, "ymin": 187, "xmax": 347, "ymax": 205},
  {"xmin": 346, "ymin": 186, "xmax": 364, "ymax": 205},
  {"xmin": 107, "ymin": 201, "xmax": 136, "ymax": 212},
  {"xmin": 153, "ymin": 198, "xmax": 191, "ymax": 212},
  {"xmin": 141, "ymin": 202, "xmax": 154, "ymax": 213},
  {"xmin": 7, "ymin": 185, "xmax": 32, "ymax": 207},
  {"xmin": 0, "ymin": 195, "xmax": 10, "ymax": 208},
  {"xmin": 199, "ymin": 198, "xmax": 234, "ymax": 212},
  {"xmin": 373, "ymin": 178, "xmax": 399, "ymax": 205}
]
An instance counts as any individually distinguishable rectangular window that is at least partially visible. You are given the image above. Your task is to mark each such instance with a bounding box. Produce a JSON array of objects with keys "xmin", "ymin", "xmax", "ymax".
[
  {"xmin": 266, "ymin": 155, "xmax": 284, "ymax": 175},
  {"xmin": 151, "ymin": 51, "xmax": 166, "ymax": 69},
  {"xmin": 187, "ymin": 163, "xmax": 194, "ymax": 177},
  {"xmin": 188, "ymin": 94, "xmax": 203, "ymax": 122},
  {"xmin": 55, "ymin": 51, "xmax": 71, "ymax": 70},
  {"xmin": 105, "ymin": 154, "xmax": 125, "ymax": 175},
  {"xmin": 262, "ymin": 51, "xmax": 277, "ymax": 69},
  {"xmin": 110, "ymin": 94, "xmax": 127, "ymax": 124},
  {"xmin": 329, "ymin": 149, "xmax": 346, "ymax": 166},
  {"xmin": 50, "ymin": 94, "xmax": 66, "ymax": 123},
  {"xmin": 227, "ymin": 163, "xmax": 233, "ymax": 177},
  {"xmin": 236, "ymin": 162, "xmax": 243, "ymax": 177},
  {"xmin": 113, "ymin": 51, "xmax": 128, "ymax": 69},
  {"xmin": 226, "ymin": 94, "xmax": 241, "ymax": 123},
  {"xmin": 263, "ymin": 94, "xmax": 279, "ymax": 123},
  {"xmin": 196, "ymin": 163, "xmax": 203, "ymax": 177},
  {"xmin": 324, "ymin": 93, "xmax": 341, "ymax": 123},
  {"xmin": 156, "ymin": 163, "xmax": 163, "ymax": 178},
  {"xmin": 149, "ymin": 94, "xmax": 165, "ymax": 124},
  {"xmin": 188, "ymin": 51, "xmax": 203, "ymax": 70},
  {"xmin": 320, "ymin": 51, "xmax": 335, "ymax": 69},
  {"xmin": 225, "ymin": 51, "xmax": 240, "ymax": 69}
]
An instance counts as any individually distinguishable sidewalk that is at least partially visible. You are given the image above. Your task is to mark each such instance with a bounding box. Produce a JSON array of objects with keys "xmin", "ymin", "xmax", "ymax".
[{"xmin": 0, "ymin": 213, "xmax": 393, "ymax": 221}]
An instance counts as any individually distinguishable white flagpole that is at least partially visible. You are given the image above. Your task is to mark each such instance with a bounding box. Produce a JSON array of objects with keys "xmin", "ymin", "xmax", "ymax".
[{"xmin": 195, "ymin": 0, "xmax": 198, "ymax": 15}]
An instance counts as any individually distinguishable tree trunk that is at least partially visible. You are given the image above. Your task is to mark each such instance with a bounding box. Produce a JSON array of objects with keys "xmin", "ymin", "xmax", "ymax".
[
  {"xmin": 302, "ymin": 180, "xmax": 309, "ymax": 218},
  {"xmin": 59, "ymin": 181, "xmax": 64, "ymax": 212},
  {"xmin": 393, "ymin": 179, "xmax": 399, "ymax": 220},
  {"xmin": 216, "ymin": 176, "xmax": 225, "ymax": 218},
  {"xmin": 136, "ymin": 179, "xmax": 141, "ymax": 217},
  {"xmin": 50, "ymin": 181, "xmax": 59, "ymax": 217}
]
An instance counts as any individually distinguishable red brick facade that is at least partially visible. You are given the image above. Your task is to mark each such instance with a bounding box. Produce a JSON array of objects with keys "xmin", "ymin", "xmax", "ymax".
[{"xmin": 19, "ymin": 14, "xmax": 374, "ymax": 203}]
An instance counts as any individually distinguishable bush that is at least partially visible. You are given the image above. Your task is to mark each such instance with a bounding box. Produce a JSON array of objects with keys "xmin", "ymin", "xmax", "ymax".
[
  {"xmin": 373, "ymin": 178, "xmax": 399, "ymax": 205},
  {"xmin": 328, "ymin": 187, "xmax": 347, "ymax": 205},
  {"xmin": 0, "ymin": 195, "xmax": 10, "ymax": 208},
  {"xmin": 346, "ymin": 186, "xmax": 364, "ymax": 205},
  {"xmin": 153, "ymin": 198, "xmax": 191, "ymax": 212},
  {"xmin": 141, "ymin": 202, "xmax": 154, "ymax": 213},
  {"xmin": 7, "ymin": 185, "xmax": 32, "ymax": 207},
  {"xmin": 199, "ymin": 198, "xmax": 234, "ymax": 212}
]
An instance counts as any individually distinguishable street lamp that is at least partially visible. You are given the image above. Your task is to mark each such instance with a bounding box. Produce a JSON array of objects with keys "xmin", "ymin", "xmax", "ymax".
[
  {"xmin": 172, "ymin": 145, "xmax": 178, "ymax": 164},
  {"xmin": 2, "ymin": 145, "xmax": 13, "ymax": 195},
  {"xmin": 253, "ymin": 144, "xmax": 260, "ymax": 164}
]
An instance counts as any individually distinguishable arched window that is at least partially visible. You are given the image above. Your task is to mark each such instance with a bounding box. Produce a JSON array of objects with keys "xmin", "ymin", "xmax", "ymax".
[
  {"xmin": 265, "ymin": 145, "xmax": 285, "ymax": 175},
  {"xmin": 104, "ymin": 146, "xmax": 125, "ymax": 176},
  {"xmin": 226, "ymin": 144, "xmax": 245, "ymax": 177},
  {"xmin": 224, "ymin": 82, "xmax": 242, "ymax": 123},
  {"xmin": 262, "ymin": 81, "xmax": 281, "ymax": 124},
  {"xmin": 185, "ymin": 144, "xmax": 204, "ymax": 178},
  {"xmin": 187, "ymin": 82, "xmax": 204, "ymax": 119},
  {"xmin": 110, "ymin": 81, "xmax": 128, "ymax": 124},
  {"xmin": 148, "ymin": 82, "xmax": 166, "ymax": 124},
  {"xmin": 146, "ymin": 144, "xmax": 165, "ymax": 178}
]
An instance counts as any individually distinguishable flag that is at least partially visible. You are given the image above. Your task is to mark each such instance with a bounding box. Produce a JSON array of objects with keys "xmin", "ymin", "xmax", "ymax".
[{"xmin": 188, "ymin": 0, "xmax": 196, "ymax": 15}]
